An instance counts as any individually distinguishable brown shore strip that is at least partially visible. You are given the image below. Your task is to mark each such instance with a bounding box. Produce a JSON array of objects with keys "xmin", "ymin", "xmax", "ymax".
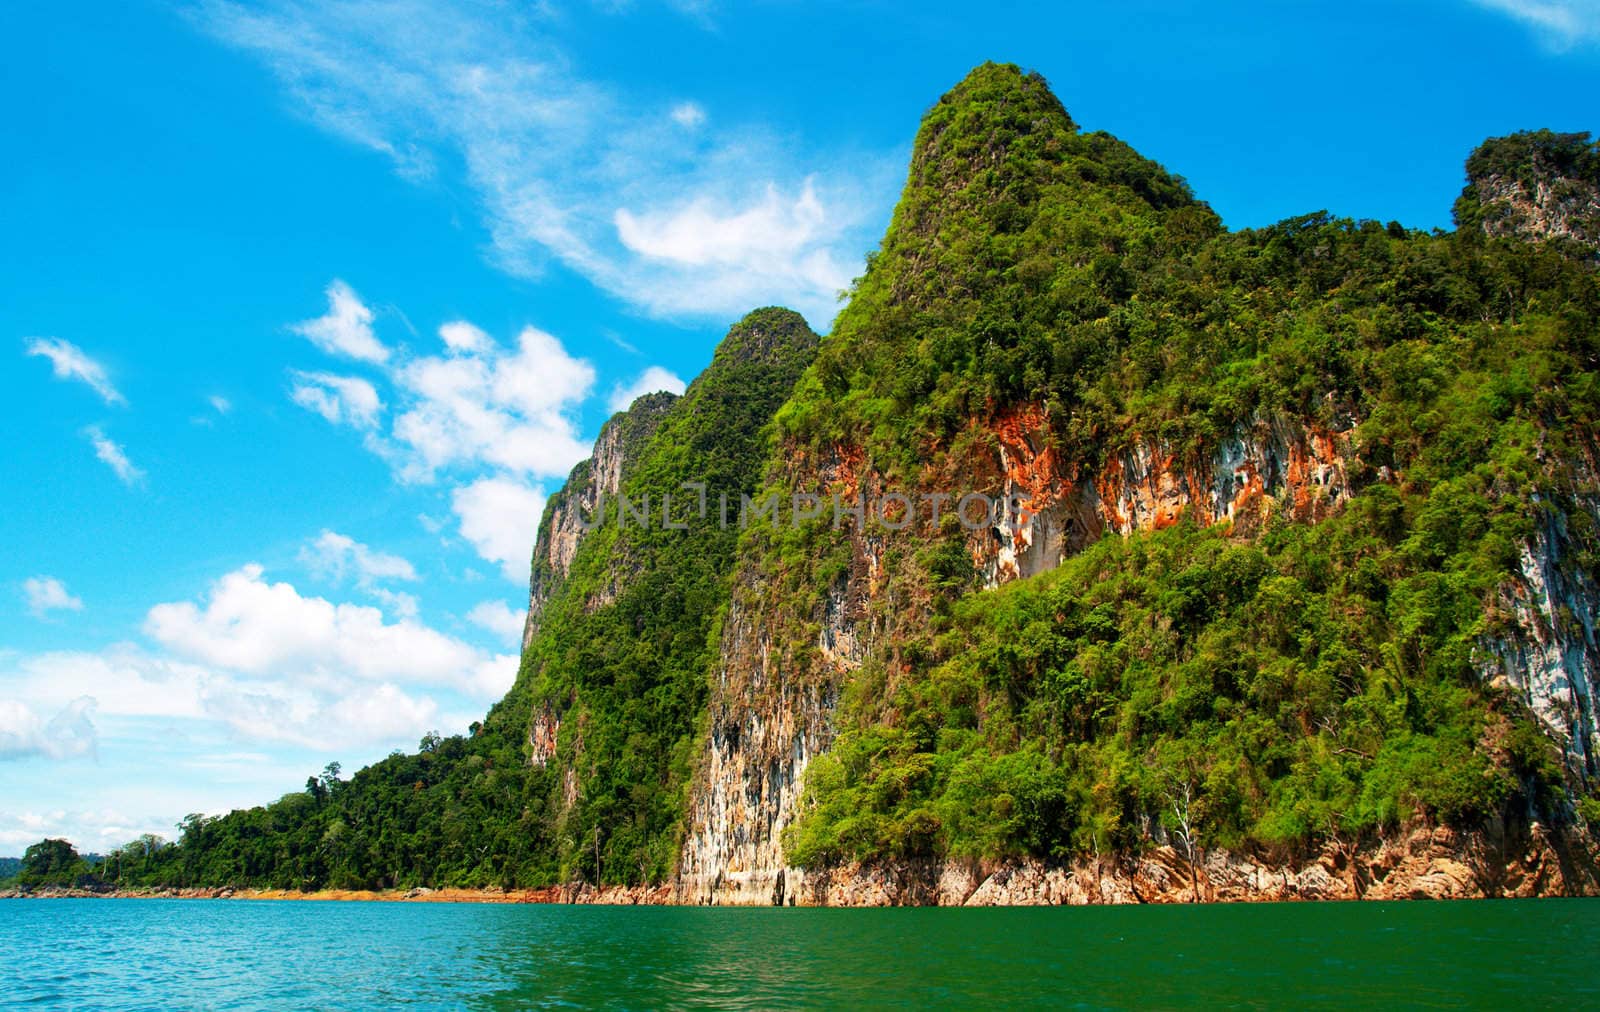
[{"xmin": 0, "ymin": 884, "xmax": 673, "ymax": 905}]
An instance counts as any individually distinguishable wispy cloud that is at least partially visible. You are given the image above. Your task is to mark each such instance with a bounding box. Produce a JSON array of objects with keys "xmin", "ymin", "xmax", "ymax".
[
  {"xmin": 83, "ymin": 426, "xmax": 144, "ymax": 486},
  {"xmin": 190, "ymin": 0, "xmax": 893, "ymax": 328},
  {"xmin": 25, "ymin": 337, "xmax": 126, "ymax": 405},
  {"xmin": 670, "ymin": 101, "xmax": 706, "ymax": 129},
  {"xmin": 300, "ymin": 530, "xmax": 420, "ymax": 618},
  {"xmin": 300, "ymin": 530, "xmax": 417, "ymax": 585},
  {"xmin": 291, "ymin": 279, "xmax": 392, "ymax": 363},
  {"xmin": 23, "ymin": 576, "xmax": 84, "ymax": 618},
  {"xmin": 289, "ymin": 370, "xmax": 384, "ymax": 428},
  {"xmin": 1472, "ymin": 0, "xmax": 1600, "ymax": 49}
]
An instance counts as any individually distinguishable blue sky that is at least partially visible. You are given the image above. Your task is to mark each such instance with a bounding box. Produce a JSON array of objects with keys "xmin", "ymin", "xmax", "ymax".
[{"xmin": 3, "ymin": 0, "xmax": 1597, "ymax": 854}]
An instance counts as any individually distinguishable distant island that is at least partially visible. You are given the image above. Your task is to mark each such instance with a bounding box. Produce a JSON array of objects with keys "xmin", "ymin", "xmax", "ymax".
[{"xmin": 10, "ymin": 63, "xmax": 1599, "ymax": 907}]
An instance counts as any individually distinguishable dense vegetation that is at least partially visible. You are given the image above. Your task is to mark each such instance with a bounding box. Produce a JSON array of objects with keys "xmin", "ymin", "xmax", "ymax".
[
  {"xmin": 3, "ymin": 839, "xmax": 101, "ymax": 888},
  {"xmin": 27, "ymin": 63, "xmax": 1597, "ymax": 892}
]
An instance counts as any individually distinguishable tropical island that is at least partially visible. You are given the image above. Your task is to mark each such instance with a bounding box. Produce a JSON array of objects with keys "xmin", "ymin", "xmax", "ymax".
[{"xmin": 7, "ymin": 63, "xmax": 1599, "ymax": 906}]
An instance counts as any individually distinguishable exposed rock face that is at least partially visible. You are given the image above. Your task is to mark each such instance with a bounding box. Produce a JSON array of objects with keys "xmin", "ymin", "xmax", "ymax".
[
  {"xmin": 982, "ymin": 407, "xmax": 1355, "ymax": 587},
  {"xmin": 521, "ymin": 391, "xmax": 677, "ymax": 650},
  {"xmin": 676, "ymin": 409, "xmax": 1366, "ymax": 905},
  {"xmin": 676, "ymin": 596, "xmax": 844, "ymax": 905},
  {"xmin": 1455, "ymin": 129, "xmax": 1600, "ymax": 255},
  {"xmin": 1480, "ymin": 492, "xmax": 1600, "ymax": 777},
  {"xmin": 792, "ymin": 820, "xmax": 1597, "ymax": 905}
]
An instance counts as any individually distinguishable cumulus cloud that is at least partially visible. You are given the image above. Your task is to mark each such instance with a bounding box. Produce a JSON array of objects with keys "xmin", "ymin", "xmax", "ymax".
[
  {"xmin": 287, "ymin": 289, "xmax": 594, "ymax": 488},
  {"xmin": 82, "ymin": 426, "xmax": 143, "ymax": 485},
  {"xmin": 289, "ymin": 370, "xmax": 383, "ymax": 428},
  {"xmin": 291, "ymin": 279, "xmax": 391, "ymax": 363},
  {"xmin": 1472, "ymin": 1, "xmax": 1600, "ymax": 47},
  {"xmin": 23, "ymin": 577, "xmax": 83, "ymax": 618},
  {"xmin": 191, "ymin": 0, "xmax": 893, "ymax": 327},
  {"xmin": 144, "ymin": 564, "xmax": 507, "ymax": 695},
  {"xmin": 451, "ymin": 477, "xmax": 544, "ymax": 582},
  {"xmin": 0, "ymin": 697, "xmax": 98, "ymax": 761},
  {"xmin": 466, "ymin": 599, "xmax": 526, "ymax": 645},
  {"xmin": 608, "ymin": 365, "xmax": 686, "ymax": 412},
  {"xmin": 389, "ymin": 325, "xmax": 595, "ymax": 482},
  {"xmin": 24, "ymin": 337, "xmax": 127, "ymax": 405}
]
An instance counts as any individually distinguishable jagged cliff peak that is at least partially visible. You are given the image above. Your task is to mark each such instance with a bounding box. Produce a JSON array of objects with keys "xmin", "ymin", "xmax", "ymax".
[{"xmin": 1455, "ymin": 128, "xmax": 1600, "ymax": 254}]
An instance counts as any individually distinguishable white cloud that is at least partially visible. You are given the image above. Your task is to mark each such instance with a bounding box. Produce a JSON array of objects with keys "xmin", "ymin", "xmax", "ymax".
[
  {"xmin": 466, "ymin": 599, "xmax": 525, "ymax": 645},
  {"xmin": 451, "ymin": 476, "xmax": 544, "ymax": 582},
  {"xmin": 300, "ymin": 530, "xmax": 418, "ymax": 587},
  {"xmin": 192, "ymin": 0, "xmax": 892, "ymax": 327},
  {"xmin": 0, "ymin": 808, "xmax": 169, "ymax": 855},
  {"xmin": 289, "ymin": 370, "xmax": 383, "ymax": 429},
  {"xmin": 5, "ymin": 643, "xmax": 486, "ymax": 754},
  {"xmin": 83, "ymin": 426, "xmax": 143, "ymax": 486},
  {"xmin": 23, "ymin": 577, "xmax": 83, "ymax": 618},
  {"xmin": 389, "ymin": 325, "xmax": 594, "ymax": 482},
  {"xmin": 608, "ymin": 365, "xmax": 686, "ymax": 412},
  {"xmin": 291, "ymin": 279, "xmax": 391, "ymax": 363},
  {"xmin": 1473, "ymin": 0, "xmax": 1600, "ymax": 47},
  {"xmin": 208, "ymin": 395, "xmax": 233, "ymax": 414},
  {"xmin": 369, "ymin": 586, "xmax": 420, "ymax": 620},
  {"xmin": 300, "ymin": 531, "xmax": 421, "ymax": 618},
  {"xmin": 0, "ymin": 697, "xmax": 97, "ymax": 761},
  {"xmin": 144, "ymin": 564, "xmax": 508, "ymax": 695},
  {"xmin": 24, "ymin": 337, "xmax": 127, "ymax": 406},
  {"xmin": 438, "ymin": 320, "xmax": 492, "ymax": 355},
  {"xmin": 670, "ymin": 101, "xmax": 706, "ymax": 129}
]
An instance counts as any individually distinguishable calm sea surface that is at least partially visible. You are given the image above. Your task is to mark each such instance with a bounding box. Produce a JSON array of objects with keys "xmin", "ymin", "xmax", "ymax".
[{"xmin": 1, "ymin": 898, "xmax": 1595, "ymax": 1009}]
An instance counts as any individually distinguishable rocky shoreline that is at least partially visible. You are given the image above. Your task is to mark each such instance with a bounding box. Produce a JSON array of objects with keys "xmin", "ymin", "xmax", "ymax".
[{"xmin": 6, "ymin": 822, "xmax": 1597, "ymax": 907}]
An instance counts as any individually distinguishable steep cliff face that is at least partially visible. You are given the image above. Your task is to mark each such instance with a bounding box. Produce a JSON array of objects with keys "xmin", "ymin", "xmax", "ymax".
[
  {"xmin": 1455, "ymin": 129, "xmax": 1600, "ymax": 255},
  {"xmin": 522, "ymin": 392, "xmax": 676, "ymax": 650}
]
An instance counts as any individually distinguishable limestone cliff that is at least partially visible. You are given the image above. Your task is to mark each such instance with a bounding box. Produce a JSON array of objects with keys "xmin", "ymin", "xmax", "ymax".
[
  {"xmin": 1455, "ymin": 129, "xmax": 1600, "ymax": 255},
  {"xmin": 521, "ymin": 391, "xmax": 677, "ymax": 650}
]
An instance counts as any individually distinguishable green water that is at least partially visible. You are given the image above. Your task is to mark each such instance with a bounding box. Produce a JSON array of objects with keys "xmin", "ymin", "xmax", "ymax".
[{"xmin": 1, "ymin": 898, "xmax": 1594, "ymax": 1008}]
